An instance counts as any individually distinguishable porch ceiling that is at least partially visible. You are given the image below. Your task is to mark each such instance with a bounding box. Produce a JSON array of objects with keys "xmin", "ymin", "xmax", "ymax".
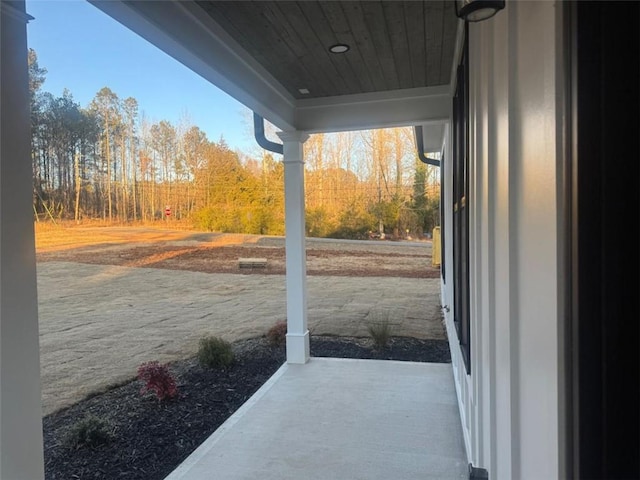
[
  {"xmin": 197, "ymin": 1, "xmax": 458, "ymax": 100},
  {"xmin": 90, "ymin": 1, "xmax": 460, "ymax": 133}
]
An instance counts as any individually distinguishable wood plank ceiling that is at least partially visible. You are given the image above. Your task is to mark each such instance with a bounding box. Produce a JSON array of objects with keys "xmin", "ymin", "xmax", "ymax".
[{"xmin": 196, "ymin": 1, "xmax": 459, "ymax": 100}]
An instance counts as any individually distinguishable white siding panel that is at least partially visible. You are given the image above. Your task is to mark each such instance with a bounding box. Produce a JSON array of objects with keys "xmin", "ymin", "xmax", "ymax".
[
  {"xmin": 510, "ymin": 3, "xmax": 561, "ymax": 478},
  {"xmin": 489, "ymin": 11, "xmax": 514, "ymax": 480},
  {"xmin": 444, "ymin": 2, "xmax": 565, "ymax": 478}
]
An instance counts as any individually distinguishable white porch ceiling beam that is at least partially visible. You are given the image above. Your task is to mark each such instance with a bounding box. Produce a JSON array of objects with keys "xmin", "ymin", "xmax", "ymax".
[{"xmin": 295, "ymin": 86, "xmax": 451, "ymax": 134}]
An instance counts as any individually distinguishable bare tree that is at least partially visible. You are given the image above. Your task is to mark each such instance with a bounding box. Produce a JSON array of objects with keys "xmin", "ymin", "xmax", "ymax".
[{"xmin": 90, "ymin": 87, "xmax": 121, "ymax": 221}]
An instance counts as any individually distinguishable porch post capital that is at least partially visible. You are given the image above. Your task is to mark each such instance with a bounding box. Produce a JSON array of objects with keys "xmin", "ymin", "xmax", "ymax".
[{"xmin": 276, "ymin": 130, "xmax": 309, "ymax": 145}]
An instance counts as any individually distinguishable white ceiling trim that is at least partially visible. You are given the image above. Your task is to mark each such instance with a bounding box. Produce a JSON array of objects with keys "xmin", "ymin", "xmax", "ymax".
[
  {"xmin": 294, "ymin": 86, "xmax": 450, "ymax": 133},
  {"xmin": 295, "ymin": 85, "xmax": 449, "ymax": 108}
]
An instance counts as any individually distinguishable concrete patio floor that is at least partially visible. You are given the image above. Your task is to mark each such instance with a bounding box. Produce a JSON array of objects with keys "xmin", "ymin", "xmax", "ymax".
[{"xmin": 166, "ymin": 357, "xmax": 468, "ymax": 480}]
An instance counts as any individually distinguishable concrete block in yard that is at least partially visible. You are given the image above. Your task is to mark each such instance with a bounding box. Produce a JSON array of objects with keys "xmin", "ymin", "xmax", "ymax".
[{"xmin": 238, "ymin": 258, "xmax": 268, "ymax": 269}]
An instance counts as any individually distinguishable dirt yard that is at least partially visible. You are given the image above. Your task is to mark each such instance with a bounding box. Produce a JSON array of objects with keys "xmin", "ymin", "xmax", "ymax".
[
  {"xmin": 36, "ymin": 224, "xmax": 439, "ymax": 278},
  {"xmin": 35, "ymin": 224, "xmax": 443, "ymax": 415}
]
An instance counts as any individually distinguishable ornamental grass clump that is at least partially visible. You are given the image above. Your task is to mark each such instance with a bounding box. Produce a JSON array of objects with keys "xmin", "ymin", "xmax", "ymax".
[
  {"xmin": 137, "ymin": 361, "xmax": 178, "ymax": 401},
  {"xmin": 64, "ymin": 415, "xmax": 113, "ymax": 449},
  {"xmin": 198, "ymin": 335, "xmax": 234, "ymax": 368},
  {"xmin": 266, "ymin": 320, "xmax": 287, "ymax": 347},
  {"xmin": 367, "ymin": 319, "xmax": 393, "ymax": 350}
]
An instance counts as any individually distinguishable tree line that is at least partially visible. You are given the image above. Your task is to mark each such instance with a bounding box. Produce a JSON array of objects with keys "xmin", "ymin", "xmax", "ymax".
[{"xmin": 29, "ymin": 49, "xmax": 440, "ymax": 239}]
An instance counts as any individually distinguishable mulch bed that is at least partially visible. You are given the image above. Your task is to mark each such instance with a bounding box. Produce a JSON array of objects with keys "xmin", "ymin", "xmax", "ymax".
[{"xmin": 43, "ymin": 335, "xmax": 450, "ymax": 480}]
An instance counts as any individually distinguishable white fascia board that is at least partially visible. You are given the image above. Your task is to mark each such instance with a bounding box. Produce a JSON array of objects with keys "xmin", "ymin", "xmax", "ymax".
[
  {"xmin": 294, "ymin": 86, "xmax": 451, "ymax": 134},
  {"xmin": 89, "ymin": 0, "xmax": 297, "ymax": 131}
]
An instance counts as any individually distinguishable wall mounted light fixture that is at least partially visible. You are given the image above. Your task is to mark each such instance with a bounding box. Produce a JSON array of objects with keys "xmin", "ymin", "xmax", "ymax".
[{"xmin": 455, "ymin": 0, "xmax": 505, "ymax": 22}]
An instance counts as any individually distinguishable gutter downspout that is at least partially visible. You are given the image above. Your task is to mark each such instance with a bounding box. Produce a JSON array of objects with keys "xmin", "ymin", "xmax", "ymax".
[
  {"xmin": 254, "ymin": 112, "xmax": 283, "ymax": 155},
  {"xmin": 414, "ymin": 125, "xmax": 441, "ymax": 167}
]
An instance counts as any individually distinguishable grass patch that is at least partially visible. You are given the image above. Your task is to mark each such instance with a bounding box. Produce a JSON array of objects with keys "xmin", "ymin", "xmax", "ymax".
[
  {"xmin": 64, "ymin": 415, "xmax": 113, "ymax": 449},
  {"xmin": 367, "ymin": 319, "xmax": 393, "ymax": 350}
]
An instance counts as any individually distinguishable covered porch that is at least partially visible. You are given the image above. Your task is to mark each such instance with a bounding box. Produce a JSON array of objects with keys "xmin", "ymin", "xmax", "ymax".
[
  {"xmin": 1, "ymin": 1, "xmax": 468, "ymax": 478},
  {"xmin": 4, "ymin": 1, "xmax": 640, "ymax": 478},
  {"xmin": 166, "ymin": 357, "xmax": 467, "ymax": 480}
]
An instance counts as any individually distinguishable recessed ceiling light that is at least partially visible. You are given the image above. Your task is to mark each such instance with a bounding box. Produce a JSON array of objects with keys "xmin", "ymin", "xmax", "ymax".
[
  {"xmin": 329, "ymin": 43, "xmax": 349, "ymax": 54},
  {"xmin": 298, "ymin": 88, "xmax": 310, "ymax": 95}
]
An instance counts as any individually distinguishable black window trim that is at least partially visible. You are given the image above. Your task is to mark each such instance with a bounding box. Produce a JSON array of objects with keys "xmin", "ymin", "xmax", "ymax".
[{"xmin": 452, "ymin": 25, "xmax": 471, "ymax": 374}]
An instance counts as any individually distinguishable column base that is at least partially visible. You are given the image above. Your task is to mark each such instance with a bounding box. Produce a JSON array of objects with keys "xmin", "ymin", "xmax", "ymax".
[{"xmin": 286, "ymin": 331, "xmax": 310, "ymax": 364}]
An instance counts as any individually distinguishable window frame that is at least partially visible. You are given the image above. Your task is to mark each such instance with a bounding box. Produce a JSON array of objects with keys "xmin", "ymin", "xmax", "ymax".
[{"xmin": 452, "ymin": 26, "xmax": 471, "ymax": 374}]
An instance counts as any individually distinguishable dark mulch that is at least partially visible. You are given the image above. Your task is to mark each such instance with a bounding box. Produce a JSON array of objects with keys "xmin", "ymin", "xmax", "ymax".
[{"xmin": 43, "ymin": 335, "xmax": 450, "ymax": 480}]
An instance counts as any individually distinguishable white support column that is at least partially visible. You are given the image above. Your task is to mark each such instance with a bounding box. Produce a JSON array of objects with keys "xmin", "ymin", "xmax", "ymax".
[
  {"xmin": 1, "ymin": 2, "xmax": 45, "ymax": 479},
  {"xmin": 277, "ymin": 131, "xmax": 310, "ymax": 364}
]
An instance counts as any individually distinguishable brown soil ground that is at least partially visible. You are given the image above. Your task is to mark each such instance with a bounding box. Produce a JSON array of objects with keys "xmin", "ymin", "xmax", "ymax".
[{"xmin": 36, "ymin": 225, "xmax": 440, "ymax": 278}]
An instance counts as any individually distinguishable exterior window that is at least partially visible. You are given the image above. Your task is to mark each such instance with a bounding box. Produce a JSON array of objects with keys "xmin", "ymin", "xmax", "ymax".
[
  {"xmin": 440, "ymin": 148, "xmax": 446, "ymax": 282},
  {"xmin": 452, "ymin": 27, "xmax": 470, "ymax": 374}
]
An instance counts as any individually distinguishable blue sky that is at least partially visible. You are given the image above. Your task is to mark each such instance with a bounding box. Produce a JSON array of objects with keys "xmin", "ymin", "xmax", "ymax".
[{"xmin": 25, "ymin": 0, "xmax": 255, "ymax": 153}]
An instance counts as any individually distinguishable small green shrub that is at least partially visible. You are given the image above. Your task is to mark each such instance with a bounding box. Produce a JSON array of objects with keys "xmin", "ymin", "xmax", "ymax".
[
  {"xmin": 198, "ymin": 336, "xmax": 234, "ymax": 368},
  {"xmin": 266, "ymin": 321, "xmax": 287, "ymax": 347},
  {"xmin": 367, "ymin": 319, "xmax": 393, "ymax": 350},
  {"xmin": 64, "ymin": 415, "xmax": 112, "ymax": 449},
  {"xmin": 137, "ymin": 361, "xmax": 178, "ymax": 401}
]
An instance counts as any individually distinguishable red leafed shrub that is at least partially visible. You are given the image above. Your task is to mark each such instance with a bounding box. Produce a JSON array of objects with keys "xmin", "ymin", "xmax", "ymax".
[{"xmin": 137, "ymin": 361, "xmax": 178, "ymax": 401}]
